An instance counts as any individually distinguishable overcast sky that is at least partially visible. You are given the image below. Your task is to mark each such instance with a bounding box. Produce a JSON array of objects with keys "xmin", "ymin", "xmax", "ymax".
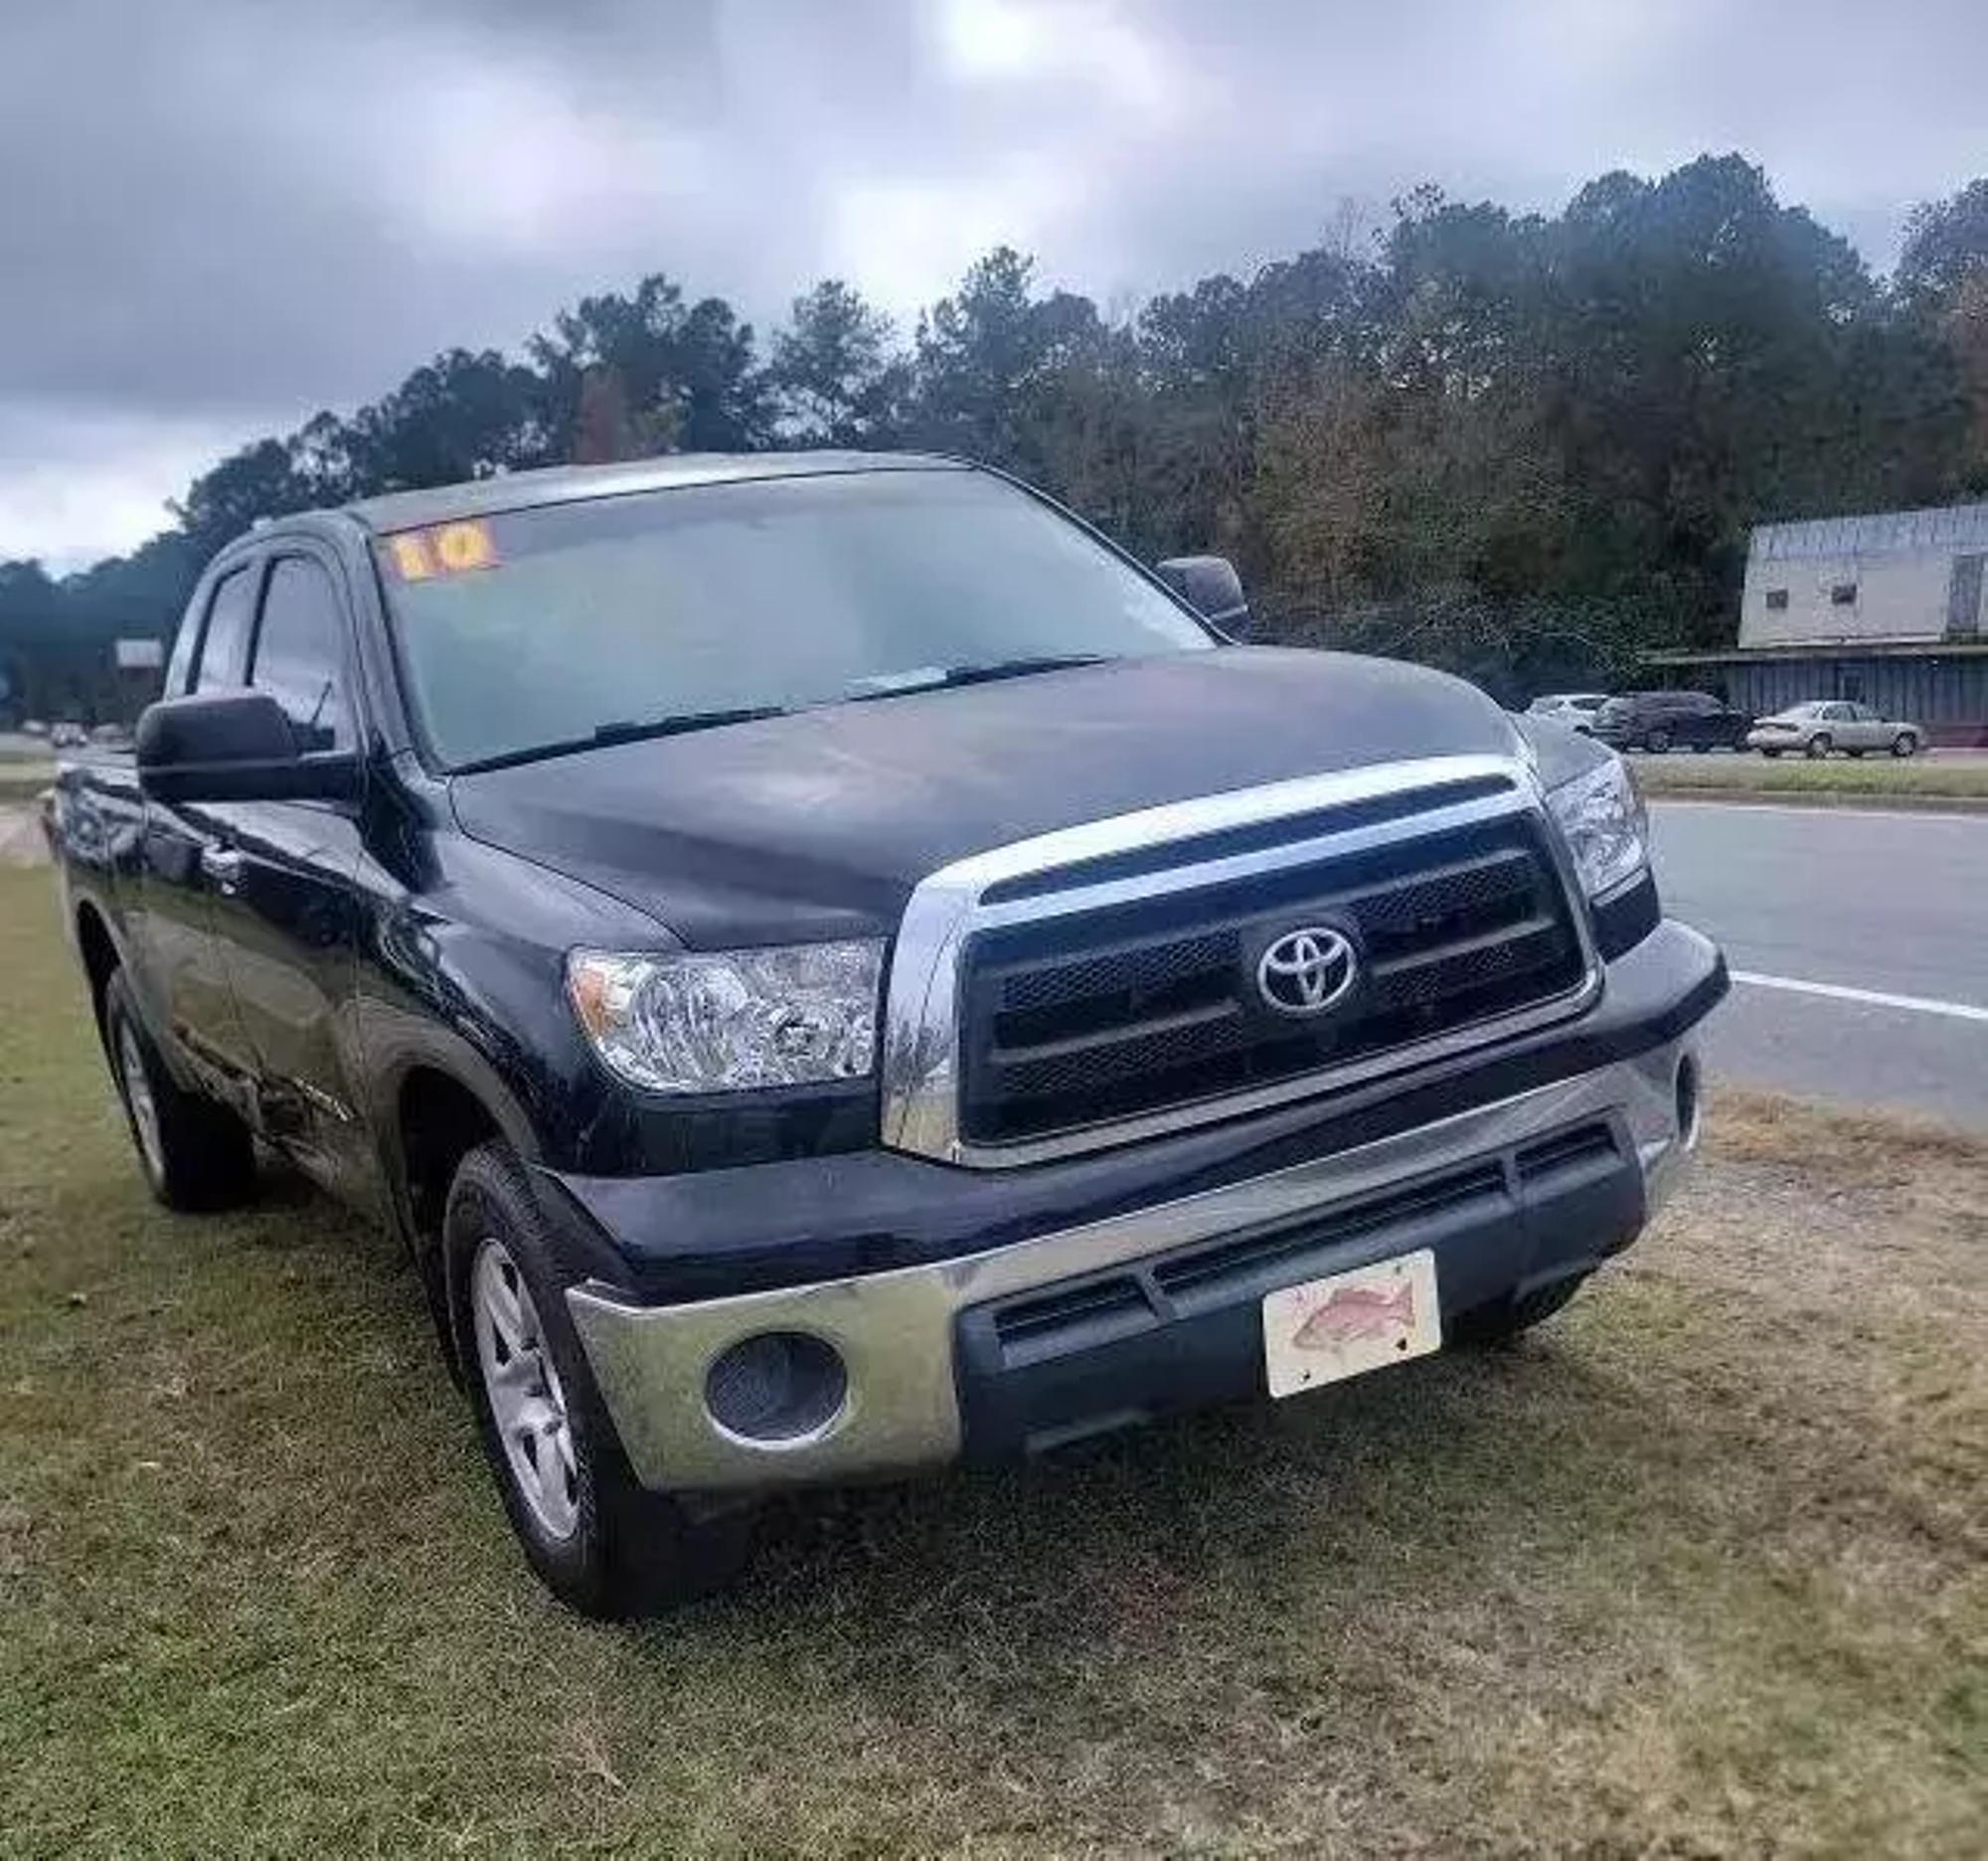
[{"xmin": 4, "ymin": 0, "xmax": 1985, "ymax": 572}]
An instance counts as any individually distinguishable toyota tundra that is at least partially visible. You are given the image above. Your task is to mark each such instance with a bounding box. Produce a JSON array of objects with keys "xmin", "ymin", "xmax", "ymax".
[{"xmin": 49, "ymin": 452, "xmax": 1727, "ymax": 1615}]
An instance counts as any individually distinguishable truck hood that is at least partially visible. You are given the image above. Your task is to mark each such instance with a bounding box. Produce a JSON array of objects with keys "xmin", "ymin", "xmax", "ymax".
[{"xmin": 448, "ymin": 646, "xmax": 1527, "ymax": 946}]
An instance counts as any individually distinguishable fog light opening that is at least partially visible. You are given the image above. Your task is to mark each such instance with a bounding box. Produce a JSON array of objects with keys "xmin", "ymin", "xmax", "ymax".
[
  {"xmin": 1675, "ymin": 1052, "xmax": 1702, "ymax": 1152},
  {"xmin": 704, "ymin": 1331, "xmax": 848, "ymax": 1445}
]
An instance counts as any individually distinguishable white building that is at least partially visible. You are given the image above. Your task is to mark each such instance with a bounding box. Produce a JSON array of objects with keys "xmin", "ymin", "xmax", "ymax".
[
  {"xmin": 1653, "ymin": 501, "xmax": 1988, "ymax": 742},
  {"xmin": 1741, "ymin": 503, "xmax": 1985, "ymax": 648}
]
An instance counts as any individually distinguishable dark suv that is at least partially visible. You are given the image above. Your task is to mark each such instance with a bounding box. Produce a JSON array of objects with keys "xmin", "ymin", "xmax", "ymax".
[{"xmin": 1591, "ymin": 690, "xmax": 1750, "ymax": 753}]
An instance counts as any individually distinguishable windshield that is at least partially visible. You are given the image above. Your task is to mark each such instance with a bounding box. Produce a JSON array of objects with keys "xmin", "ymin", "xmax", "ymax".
[{"xmin": 376, "ymin": 468, "xmax": 1212, "ymax": 768}]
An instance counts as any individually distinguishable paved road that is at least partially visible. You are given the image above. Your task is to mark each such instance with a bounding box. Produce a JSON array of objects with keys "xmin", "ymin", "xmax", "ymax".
[{"xmin": 1651, "ymin": 801, "xmax": 1988, "ymax": 1126}]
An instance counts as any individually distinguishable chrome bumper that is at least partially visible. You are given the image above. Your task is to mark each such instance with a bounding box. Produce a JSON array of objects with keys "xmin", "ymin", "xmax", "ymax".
[{"xmin": 567, "ymin": 1041, "xmax": 1700, "ymax": 1493}]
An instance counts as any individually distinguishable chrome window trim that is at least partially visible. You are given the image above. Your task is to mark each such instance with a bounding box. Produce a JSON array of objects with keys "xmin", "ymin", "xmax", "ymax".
[{"xmin": 880, "ymin": 755, "xmax": 1604, "ymax": 1167}]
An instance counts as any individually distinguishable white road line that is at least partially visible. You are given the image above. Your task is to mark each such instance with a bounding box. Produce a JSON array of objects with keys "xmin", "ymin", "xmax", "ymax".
[
  {"xmin": 1732, "ymin": 970, "xmax": 1988, "ymax": 1024},
  {"xmin": 1649, "ymin": 798, "xmax": 1988, "ymax": 826}
]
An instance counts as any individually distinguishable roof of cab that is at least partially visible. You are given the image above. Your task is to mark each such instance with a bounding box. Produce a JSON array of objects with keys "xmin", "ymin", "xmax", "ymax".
[{"xmin": 342, "ymin": 449, "xmax": 966, "ymax": 534}]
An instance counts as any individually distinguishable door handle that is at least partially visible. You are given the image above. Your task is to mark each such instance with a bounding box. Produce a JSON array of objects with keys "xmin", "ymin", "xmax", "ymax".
[{"xmin": 201, "ymin": 845, "xmax": 245, "ymax": 894}]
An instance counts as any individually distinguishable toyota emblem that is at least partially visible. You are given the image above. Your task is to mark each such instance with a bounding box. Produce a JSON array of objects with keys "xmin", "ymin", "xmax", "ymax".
[{"xmin": 1255, "ymin": 927, "xmax": 1358, "ymax": 1017}]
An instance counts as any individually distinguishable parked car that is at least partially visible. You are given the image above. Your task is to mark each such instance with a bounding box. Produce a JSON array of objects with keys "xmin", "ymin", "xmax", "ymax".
[
  {"xmin": 22, "ymin": 718, "xmax": 50, "ymax": 738},
  {"xmin": 1745, "ymin": 701, "xmax": 1922, "ymax": 760},
  {"xmin": 1590, "ymin": 690, "xmax": 1751, "ymax": 753},
  {"xmin": 50, "ymin": 452, "xmax": 1726, "ymax": 1616},
  {"xmin": 49, "ymin": 721, "xmax": 87, "ymax": 749},
  {"xmin": 1525, "ymin": 693, "xmax": 1608, "ymax": 734}
]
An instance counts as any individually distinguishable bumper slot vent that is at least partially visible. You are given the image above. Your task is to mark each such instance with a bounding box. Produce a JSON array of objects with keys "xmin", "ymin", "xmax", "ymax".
[
  {"xmin": 990, "ymin": 1273, "xmax": 1153, "ymax": 1368},
  {"xmin": 1151, "ymin": 1159, "xmax": 1509, "ymax": 1304},
  {"xmin": 1514, "ymin": 1120, "xmax": 1619, "ymax": 1187}
]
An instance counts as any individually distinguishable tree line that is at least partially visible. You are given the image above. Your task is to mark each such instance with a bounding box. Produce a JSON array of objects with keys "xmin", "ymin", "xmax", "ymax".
[{"xmin": 6, "ymin": 154, "xmax": 1987, "ymax": 721}]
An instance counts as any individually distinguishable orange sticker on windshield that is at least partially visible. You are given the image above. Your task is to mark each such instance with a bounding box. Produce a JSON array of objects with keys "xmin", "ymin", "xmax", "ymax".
[
  {"xmin": 385, "ymin": 520, "xmax": 499, "ymax": 581},
  {"xmin": 388, "ymin": 533, "xmax": 434, "ymax": 581}
]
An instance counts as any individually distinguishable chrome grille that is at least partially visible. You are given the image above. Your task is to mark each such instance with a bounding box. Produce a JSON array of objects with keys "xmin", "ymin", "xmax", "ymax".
[
  {"xmin": 879, "ymin": 756, "xmax": 1600, "ymax": 1166},
  {"xmin": 956, "ymin": 814, "xmax": 1585, "ymax": 1146}
]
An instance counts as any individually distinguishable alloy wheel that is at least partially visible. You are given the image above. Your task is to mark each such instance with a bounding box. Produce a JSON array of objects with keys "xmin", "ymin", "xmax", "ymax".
[{"xmin": 471, "ymin": 1238, "xmax": 580, "ymax": 1540}]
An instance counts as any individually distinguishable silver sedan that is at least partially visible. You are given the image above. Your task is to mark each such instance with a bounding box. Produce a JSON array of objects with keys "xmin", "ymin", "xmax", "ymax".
[{"xmin": 1745, "ymin": 701, "xmax": 1923, "ymax": 760}]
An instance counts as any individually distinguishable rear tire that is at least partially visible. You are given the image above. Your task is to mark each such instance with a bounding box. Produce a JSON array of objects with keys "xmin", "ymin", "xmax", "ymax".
[
  {"xmin": 1893, "ymin": 733, "xmax": 1918, "ymax": 759},
  {"xmin": 1452, "ymin": 1275, "xmax": 1586, "ymax": 1345},
  {"xmin": 1760, "ymin": 748, "xmax": 1782, "ymax": 760},
  {"xmin": 1806, "ymin": 734, "xmax": 1833, "ymax": 760},
  {"xmin": 444, "ymin": 1141, "xmax": 749, "ymax": 1617},
  {"xmin": 102, "ymin": 969, "xmax": 256, "ymax": 1211}
]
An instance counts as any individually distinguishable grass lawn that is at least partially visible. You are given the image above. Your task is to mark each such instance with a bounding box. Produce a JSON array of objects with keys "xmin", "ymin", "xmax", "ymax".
[
  {"xmin": 2, "ymin": 867, "xmax": 1983, "ymax": 1856},
  {"xmin": 1634, "ymin": 753, "xmax": 1988, "ymax": 806}
]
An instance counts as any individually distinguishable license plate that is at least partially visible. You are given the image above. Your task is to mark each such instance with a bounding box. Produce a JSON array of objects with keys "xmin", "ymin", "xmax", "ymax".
[{"xmin": 1262, "ymin": 1250, "xmax": 1441, "ymax": 1399}]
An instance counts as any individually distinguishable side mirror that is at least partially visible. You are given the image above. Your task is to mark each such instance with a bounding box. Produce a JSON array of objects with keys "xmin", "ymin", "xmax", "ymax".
[
  {"xmin": 136, "ymin": 690, "xmax": 360, "ymax": 805},
  {"xmin": 1155, "ymin": 555, "xmax": 1251, "ymax": 638}
]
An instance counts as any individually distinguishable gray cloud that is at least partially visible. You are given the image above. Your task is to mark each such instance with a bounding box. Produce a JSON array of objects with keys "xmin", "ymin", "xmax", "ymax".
[{"xmin": 3, "ymin": 0, "xmax": 1985, "ymax": 568}]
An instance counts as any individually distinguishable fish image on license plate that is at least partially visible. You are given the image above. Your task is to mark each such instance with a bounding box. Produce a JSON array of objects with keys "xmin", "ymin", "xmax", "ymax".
[{"xmin": 1262, "ymin": 1249, "xmax": 1442, "ymax": 1398}]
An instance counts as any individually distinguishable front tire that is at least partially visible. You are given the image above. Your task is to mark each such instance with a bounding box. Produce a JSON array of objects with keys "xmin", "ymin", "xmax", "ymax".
[
  {"xmin": 444, "ymin": 1141, "xmax": 747, "ymax": 1617},
  {"xmin": 1806, "ymin": 734, "xmax": 1833, "ymax": 760},
  {"xmin": 1644, "ymin": 728, "xmax": 1672, "ymax": 755},
  {"xmin": 102, "ymin": 969, "xmax": 256, "ymax": 1211},
  {"xmin": 1893, "ymin": 733, "xmax": 1918, "ymax": 759}
]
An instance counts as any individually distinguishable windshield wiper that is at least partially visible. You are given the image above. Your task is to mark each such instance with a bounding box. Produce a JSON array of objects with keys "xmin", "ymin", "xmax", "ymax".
[
  {"xmin": 590, "ymin": 706, "xmax": 788, "ymax": 745},
  {"xmin": 453, "ymin": 705, "xmax": 789, "ymax": 773},
  {"xmin": 845, "ymin": 654, "xmax": 1109, "ymax": 701}
]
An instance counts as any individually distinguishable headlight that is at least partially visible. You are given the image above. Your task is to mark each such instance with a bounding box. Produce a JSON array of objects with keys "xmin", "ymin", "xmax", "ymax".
[
  {"xmin": 567, "ymin": 941, "xmax": 884, "ymax": 1094},
  {"xmin": 1544, "ymin": 755, "xmax": 1648, "ymax": 899}
]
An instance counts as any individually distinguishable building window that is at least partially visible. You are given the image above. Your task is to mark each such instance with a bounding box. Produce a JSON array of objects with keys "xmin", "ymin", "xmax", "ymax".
[
  {"xmin": 1830, "ymin": 583, "xmax": 1858, "ymax": 606},
  {"xmin": 1839, "ymin": 673, "xmax": 1866, "ymax": 703},
  {"xmin": 1764, "ymin": 588, "xmax": 1789, "ymax": 610}
]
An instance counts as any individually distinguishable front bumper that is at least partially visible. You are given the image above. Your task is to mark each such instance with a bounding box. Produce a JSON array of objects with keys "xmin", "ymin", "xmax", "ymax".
[{"xmin": 564, "ymin": 1019, "xmax": 1709, "ymax": 1494}]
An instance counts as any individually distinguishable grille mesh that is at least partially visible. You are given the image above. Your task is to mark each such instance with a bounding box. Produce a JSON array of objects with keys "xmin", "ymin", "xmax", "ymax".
[{"xmin": 959, "ymin": 813, "xmax": 1586, "ymax": 1146}]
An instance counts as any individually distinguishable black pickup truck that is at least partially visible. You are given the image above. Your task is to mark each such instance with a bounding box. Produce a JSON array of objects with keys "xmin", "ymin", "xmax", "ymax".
[{"xmin": 51, "ymin": 452, "xmax": 1726, "ymax": 1615}]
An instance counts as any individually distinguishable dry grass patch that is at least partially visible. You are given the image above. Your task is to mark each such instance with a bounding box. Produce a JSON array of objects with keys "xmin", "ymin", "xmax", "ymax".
[{"xmin": 1, "ymin": 868, "xmax": 1983, "ymax": 1856}]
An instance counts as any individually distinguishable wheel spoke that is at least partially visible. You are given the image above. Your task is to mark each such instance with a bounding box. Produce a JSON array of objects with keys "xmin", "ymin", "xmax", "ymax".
[
  {"xmin": 512, "ymin": 1395, "xmax": 559, "ymax": 1455},
  {"xmin": 512, "ymin": 1397, "xmax": 577, "ymax": 1524},
  {"xmin": 118, "ymin": 1026, "xmax": 164, "ymax": 1178},
  {"xmin": 471, "ymin": 1237, "xmax": 580, "ymax": 1540},
  {"xmin": 538, "ymin": 1416, "xmax": 579, "ymax": 1521},
  {"xmin": 487, "ymin": 1341, "xmax": 542, "ymax": 1391},
  {"xmin": 475, "ymin": 1248, "xmax": 528, "ymax": 1355}
]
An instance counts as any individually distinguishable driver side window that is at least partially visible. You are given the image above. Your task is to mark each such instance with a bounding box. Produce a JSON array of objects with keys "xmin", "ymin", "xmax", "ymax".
[
  {"xmin": 249, "ymin": 557, "xmax": 352, "ymax": 754},
  {"xmin": 192, "ymin": 565, "xmax": 259, "ymax": 692}
]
